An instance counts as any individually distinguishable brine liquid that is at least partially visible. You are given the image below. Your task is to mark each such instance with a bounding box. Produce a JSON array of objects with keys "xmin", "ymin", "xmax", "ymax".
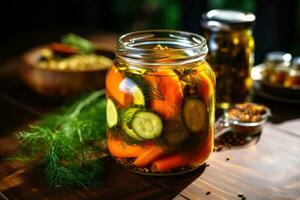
[
  {"xmin": 203, "ymin": 29, "xmax": 254, "ymax": 109},
  {"xmin": 106, "ymin": 61, "xmax": 215, "ymax": 175}
]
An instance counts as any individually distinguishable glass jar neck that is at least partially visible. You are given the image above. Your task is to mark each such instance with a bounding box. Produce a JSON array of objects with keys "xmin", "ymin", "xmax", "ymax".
[
  {"xmin": 203, "ymin": 25, "xmax": 253, "ymax": 35},
  {"xmin": 201, "ymin": 10, "xmax": 255, "ymax": 32},
  {"xmin": 115, "ymin": 30, "xmax": 208, "ymax": 68}
]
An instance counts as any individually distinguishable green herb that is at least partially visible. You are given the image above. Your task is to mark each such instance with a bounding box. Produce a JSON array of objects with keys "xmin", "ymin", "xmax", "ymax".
[
  {"xmin": 62, "ymin": 33, "xmax": 95, "ymax": 54},
  {"xmin": 14, "ymin": 91, "xmax": 106, "ymax": 189},
  {"xmin": 124, "ymin": 72, "xmax": 164, "ymax": 101}
]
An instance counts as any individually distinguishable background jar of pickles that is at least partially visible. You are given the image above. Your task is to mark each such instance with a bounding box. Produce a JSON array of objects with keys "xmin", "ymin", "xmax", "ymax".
[
  {"xmin": 202, "ymin": 10, "xmax": 255, "ymax": 110},
  {"xmin": 285, "ymin": 57, "xmax": 300, "ymax": 88},
  {"xmin": 262, "ymin": 51, "xmax": 292, "ymax": 87},
  {"xmin": 106, "ymin": 30, "xmax": 215, "ymax": 175}
]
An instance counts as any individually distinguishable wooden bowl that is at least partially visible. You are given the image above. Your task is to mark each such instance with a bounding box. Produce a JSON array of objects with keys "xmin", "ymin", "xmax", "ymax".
[{"xmin": 20, "ymin": 46, "xmax": 114, "ymax": 97}]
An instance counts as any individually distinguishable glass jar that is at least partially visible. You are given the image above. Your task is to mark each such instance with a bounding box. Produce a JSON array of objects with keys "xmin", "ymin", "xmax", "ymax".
[
  {"xmin": 106, "ymin": 30, "xmax": 215, "ymax": 175},
  {"xmin": 202, "ymin": 10, "xmax": 255, "ymax": 109},
  {"xmin": 262, "ymin": 51, "xmax": 292, "ymax": 86},
  {"xmin": 284, "ymin": 57, "xmax": 300, "ymax": 88}
]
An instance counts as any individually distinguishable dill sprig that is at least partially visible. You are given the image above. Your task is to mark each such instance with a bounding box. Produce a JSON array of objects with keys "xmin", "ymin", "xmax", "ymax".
[{"xmin": 14, "ymin": 90, "xmax": 107, "ymax": 190}]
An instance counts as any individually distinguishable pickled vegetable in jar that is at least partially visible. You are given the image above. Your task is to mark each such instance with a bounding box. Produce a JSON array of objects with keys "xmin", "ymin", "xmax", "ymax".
[
  {"xmin": 106, "ymin": 30, "xmax": 215, "ymax": 175},
  {"xmin": 202, "ymin": 10, "xmax": 255, "ymax": 109}
]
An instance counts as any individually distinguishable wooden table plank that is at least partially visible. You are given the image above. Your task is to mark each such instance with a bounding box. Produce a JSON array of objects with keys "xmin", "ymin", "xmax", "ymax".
[
  {"xmin": 274, "ymin": 119, "xmax": 300, "ymax": 137},
  {"xmin": 0, "ymin": 97, "xmax": 39, "ymax": 137},
  {"xmin": 0, "ymin": 158, "xmax": 160, "ymax": 200},
  {"xmin": 179, "ymin": 124, "xmax": 300, "ymax": 200},
  {"xmin": 0, "ymin": 192, "xmax": 9, "ymax": 200}
]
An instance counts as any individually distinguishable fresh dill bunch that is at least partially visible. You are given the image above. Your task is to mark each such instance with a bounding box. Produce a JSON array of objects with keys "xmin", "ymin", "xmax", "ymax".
[{"xmin": 15, "ymin": 90, "xmax": 107, "ymax": 189}]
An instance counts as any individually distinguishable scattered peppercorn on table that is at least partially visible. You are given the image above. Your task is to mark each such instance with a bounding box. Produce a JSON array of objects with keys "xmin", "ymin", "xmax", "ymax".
[{"xmin": 1, "ymin": 41, "xmax": 300, "ymax": 200}]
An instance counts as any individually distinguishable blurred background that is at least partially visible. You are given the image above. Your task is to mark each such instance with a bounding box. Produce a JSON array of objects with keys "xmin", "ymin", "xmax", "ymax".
[{"xmin": 0, "ymin": 0, "xmax": 299, "ymax": 64}]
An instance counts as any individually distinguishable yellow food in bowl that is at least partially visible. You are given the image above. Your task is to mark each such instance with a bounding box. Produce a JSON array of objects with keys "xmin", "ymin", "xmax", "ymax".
[{"xmin": 37, "ymin": 50, "xmax": 113, "ymax": 71}]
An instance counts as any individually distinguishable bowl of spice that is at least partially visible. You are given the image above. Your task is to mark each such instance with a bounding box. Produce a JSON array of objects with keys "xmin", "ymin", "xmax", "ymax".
[
  {"xmin": 215, "ymin": 102, "xmax": 271, "ymax": 137},
  {"xmin": 20, "ymin": 33, "xmax": 113, "ymax": 97}
]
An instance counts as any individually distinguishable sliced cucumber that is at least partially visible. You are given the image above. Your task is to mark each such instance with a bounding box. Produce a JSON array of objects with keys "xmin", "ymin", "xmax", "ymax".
[
  {"xmin": 124, "ymin": 73, "xmax": 150, "ymax": 106},
  {"xmin": 183, "ymin": 98, "xmax": 208, "ymax": 133},
  {"xmin": 119, "ymin": 77, "xmax": 146, "ymax": 106},
  {"xmin": 132, "ymin": 86, "xmax": 145, "ymax": 106},
  {"xmin": 132, "ymin": 111, "xmax": 163, "ymax": 140},
  {"xmin": 106, "ymin": 98, "xmax": 118, "ymax": 128},
  {"xmin": 121, "ymin": 107, "xmax": 143, "ymax": 141}
]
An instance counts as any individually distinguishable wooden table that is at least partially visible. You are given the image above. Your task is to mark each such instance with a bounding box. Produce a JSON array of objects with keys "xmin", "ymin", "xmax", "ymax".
[{"xmin": 0, "ymin": 57, "xmax": 300, "ymax": 200}]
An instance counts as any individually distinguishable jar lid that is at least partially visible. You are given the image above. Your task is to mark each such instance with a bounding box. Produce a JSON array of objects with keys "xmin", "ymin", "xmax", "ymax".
[
  {"xmin": 265, "ymin": 51, "xmax": 292, "ymax": 63},
  {"xmin": 264, "ymin": 52, "xmax": 292, "ymax": 69},
  {"xmin": 202, "ymin": 9, "xmax": 255, "ymax": 30},
  {"xmin": 292, "ymin": 57, "xmax": 300, "ymax": 69}
]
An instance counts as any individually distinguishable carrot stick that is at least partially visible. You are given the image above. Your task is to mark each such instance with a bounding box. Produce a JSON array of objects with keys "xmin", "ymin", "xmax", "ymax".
[
  {"xmin": 196, "ymin": 70, "xmax": 214, "ymax": 104},
  {"xmin": 106, "ymin": 65, "xmax": 132, "ymax": 107},
  {"xmin": 145, "ymin": 71, "xmax": 183, "ymax": 120},
  {"xmin": 107, "ymin": 137, "xmax": 151, "ymax": 158},
  {"xmin": 133, "ymin": 145, "xmax": 165, "ymax": 167},
  {"xmin": 151, "ymin": 153, "xmax": 188, "ymax": 172},
  {"xmin": 150, "ymin": 131, "xmax": 214, "ymax": 171}
]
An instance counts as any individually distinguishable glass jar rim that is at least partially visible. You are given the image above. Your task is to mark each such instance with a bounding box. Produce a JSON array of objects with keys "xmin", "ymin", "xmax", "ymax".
[
  {"xmin": 202, "ymin": 9, "xmax": 255, "ymax": 31},
  {"xmin": 115, "ymin": 29, "xmax": 208, "ymax": 67}
]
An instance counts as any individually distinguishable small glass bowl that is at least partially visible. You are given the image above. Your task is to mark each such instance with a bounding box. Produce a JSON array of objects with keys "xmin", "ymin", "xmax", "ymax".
[{"xmin": 215, "ymin": 103, "xmax": 271, "ymax": 138}]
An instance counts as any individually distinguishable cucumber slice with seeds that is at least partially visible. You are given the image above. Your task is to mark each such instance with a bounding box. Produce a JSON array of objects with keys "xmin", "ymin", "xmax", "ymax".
[
  {"xmin": 121, "ymin": 107, "xmax": 143, "ymax": 141},
  {"xmin": 132, "ymin": 111, "xmax": 163, "ymax": 140},
  {"xmin": 106, "ymin": 98, "xmax": 118, "ymax": 128},
  {"xmin": 183, "ymin": 98, "xmax": 208, "ymax": 133}
]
